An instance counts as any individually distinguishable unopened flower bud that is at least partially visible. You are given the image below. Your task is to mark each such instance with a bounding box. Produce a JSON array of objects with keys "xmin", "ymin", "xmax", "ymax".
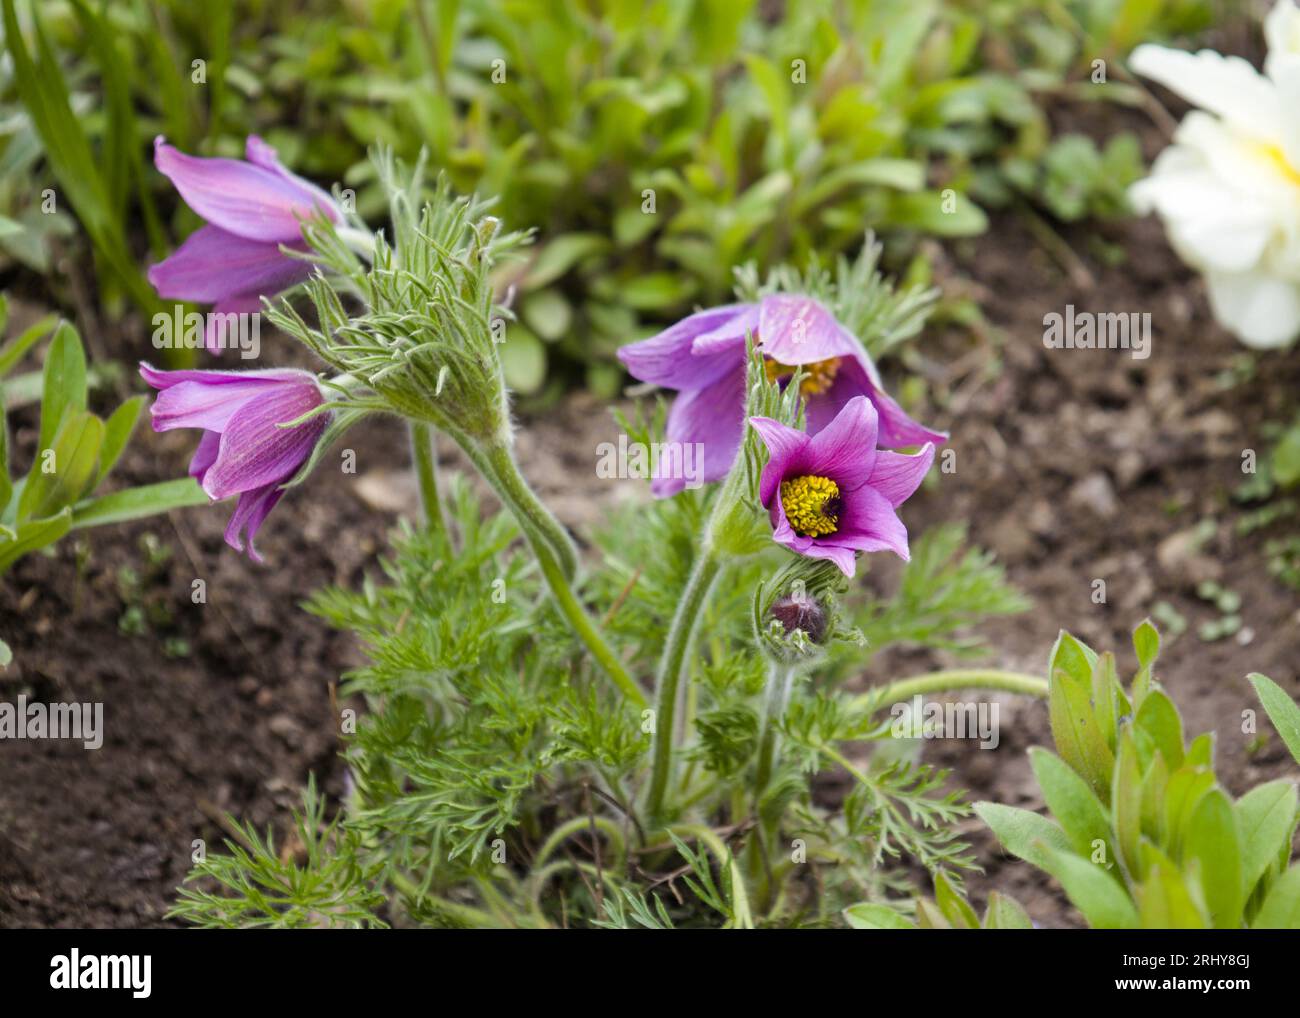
[{"xmin": 768, "ymin": 594, "xmax": 826, "ymax": 644}]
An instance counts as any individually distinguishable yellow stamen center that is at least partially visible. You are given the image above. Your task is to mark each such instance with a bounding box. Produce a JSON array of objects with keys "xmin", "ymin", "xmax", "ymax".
[
  {"xmin": 780, "ymin": 475, "xmax": 841, "ymax": 537},
  {"xmin": 764, "ymin": 356, "xmax": 842, "ymax": 396}
]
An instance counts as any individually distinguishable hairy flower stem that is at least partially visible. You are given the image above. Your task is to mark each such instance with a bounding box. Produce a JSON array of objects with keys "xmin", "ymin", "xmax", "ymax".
[
  {"xmin": 747, "ymin": 661, "xmax": 796, "ymax": 910},
  {"xmin": 645, "ymin": 547, "xmax": 723, "ymax": 824},
  {"xmin": 462, "ymin": 436, "xmax": 646, "ymax": 708},
  {"xmin": 409, "ymin": 421, "xmax": 447, "ymax": 539},
  {"xmin": 849, "ymin": 669, "xmax": 1049, "ymax": 713},
  {"xmin": 754, "ymin": 661, "xmax": 796, "ymax": 796}
]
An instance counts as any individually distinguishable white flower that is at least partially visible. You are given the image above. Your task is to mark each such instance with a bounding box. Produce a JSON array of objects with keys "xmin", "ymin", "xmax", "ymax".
[{"xmin": 1128, "ymin": 0, "xmax": 1300, "ymax": 349}]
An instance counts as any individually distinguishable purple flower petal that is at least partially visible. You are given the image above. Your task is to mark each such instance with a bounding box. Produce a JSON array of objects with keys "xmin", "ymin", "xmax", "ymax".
[
  {"xmin": 868, "ymin": 444, "xmax": 935, "ymax": 508},
  {"xmin": 147, "ymin": 378, "xmax": 283, "ymax": 432},
  {"xmin": 652, "ymin": 367, "xmax": 747, "ymax": 497},
  {"xmin": 223, "ymin": 482, "xmax": 285, "ymax": 563},
  {"xmin": 690, "ymin": 304, "xmax": 758, "ymax": 356},
  {"xmin": 798, "ymin": 541, "xmax": 860, "ymax": 576},
  {"xmin": 154, "ymin": 136, "xmax": 337, "ymax": 244},
  {"xmin": 188, "ymin": 430, "xmax": 221, "ymax": 482},
  {"xmin": 140, "ymin": 363, "xmax": 311, "ymax": 390},
  {"xmin": 618, "ymin": 304, "xmax": 752, "ymax": 390},
  {"xmin": 201, "ymin": 382, "xmax": 327, "ymax": 499},
  {"xmin": 244, "ymin": 136, "xmax": 340, "ymax": 217},
  {"xmin": 141, "ymin": 364, "xmax": 315, "ymax": 433},
  {"xmin": 757, "ymin": 295, "xmax": 858, "ymax": 365},
  {"xmin": 802, "ymin": 395, "xmax": 879, "ymax": 493},
  {"xmin": 835, "ymin": 485, "xmax": 912, "ymax": 561},
  {"xmin": 748, "ymin": 415, "xmax": 812, "ymax": 507},
  {"xmin": 806, "ymin": 354, "xmax": 948, "ymax": 449},
  {"xmin": 147, "ymin": 223, "xmax": 312, "ymax": 304}
]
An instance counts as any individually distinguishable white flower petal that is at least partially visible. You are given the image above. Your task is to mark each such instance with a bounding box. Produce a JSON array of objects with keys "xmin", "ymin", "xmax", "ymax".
[
  {"xmin": 1129, "ymin": 44, "xmax": 1282, "ymax": 141},
  {"xmin": 1205, "ymin": 269, "xmax": 1300, "ymax": 349}
]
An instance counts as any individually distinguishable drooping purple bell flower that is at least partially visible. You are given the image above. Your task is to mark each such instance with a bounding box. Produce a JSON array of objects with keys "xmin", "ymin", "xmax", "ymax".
[
  {"xmin": 617, "ymin": 294, "xmax": 946, "ymax": 497},
  {"xmin": 140, "ymin": 363, "xmax": 330, "ymax": 561},
  {"xmin": 148, "ymin": 136, "xmax": 341, "ymax": 351},
  {"xmin": 748, "ymin": 395, "xmax": 934, "ymax": 577}
]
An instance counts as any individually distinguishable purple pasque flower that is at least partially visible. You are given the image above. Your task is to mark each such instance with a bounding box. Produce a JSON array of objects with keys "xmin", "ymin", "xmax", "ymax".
[
  {"xmin": 140, "ymin": 363, "xmax": 330, "ymax": 562},
  {"xmin": 748, "ymin": 395, "xmax": 934, "ymax": 577},
  {"xmin": 148, "ymin": 135, "xmax": 341, "ymax": 351},
  {"xmin": 617, "ymin": 294, "xmax": 945, "ymax": 497}
]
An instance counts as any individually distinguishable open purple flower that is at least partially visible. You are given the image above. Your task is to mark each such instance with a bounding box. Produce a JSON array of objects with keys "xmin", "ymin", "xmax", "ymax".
[
  {"xmin": 748, "ymin": 395, "xmax": 934, "ymax": 577},
  {"xmin": 141, "ymin": 363, "xmax": 330, "ymax": 562},
  {"xmin": 148, "ymin": 136, "xmax": 341, "ymax": 351},
  {"xmin": 617, "ymin": 294, "xmax": 945, "ymax": 497}
]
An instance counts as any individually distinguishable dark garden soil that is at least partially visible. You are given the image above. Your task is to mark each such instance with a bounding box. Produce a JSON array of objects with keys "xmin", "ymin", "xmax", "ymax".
[{"xmin": 2, "ymin": 184, "xmax": 1299, "ymax": 928}]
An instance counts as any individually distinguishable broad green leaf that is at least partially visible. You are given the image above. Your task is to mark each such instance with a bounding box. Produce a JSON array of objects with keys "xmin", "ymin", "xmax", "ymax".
[
  {"xmin": 1139, "ymin": 752, "xmax": 1169, "ymax": 845},
  {"xmin": 0, "ymin": 507, "xmax": 72, "ymax": 574},
  {"xmin": 1133, "ymin": 618, "xmax": 1160, "ymax": 671},
  {"xmin": 1185, "ymin": 732, "xmax": 1214, "ymax": 769},
  {"xmin": 93, "ymin": 396, "xmax": 145, "ymax": 488},
  {"xmin": 501, "ymin": 324, "xmax": 547, "ymax": 395},
  {"xmin": 886, "ymin": 190, "xmax": 989, "ymax": 236},
  {"xmin": 1235, "ymin": 780, "xmax": 1298, "ymax": 895},
  {"xmin": 974, "ymin": 801, "xmax": 1072, "ymax": 869},
  {"xmin": 0, "ymin": 637, "xmax": 10, "ymax": 668},
  {"xmin": 933, "ymin": 870, "xmax": 979, "ymax": 929},
  {"xmin": 1134, "ymin": 689, "xmax": 1184, "ymax": 770},
  {"xmin": 1090, "ymin": 651, "xmax": 1119, "ymax": 750},
  {"xmin": 37, "ymin": 322, "xmax": 86, "ymax": 455},
  {"xmin": 844, "ymin": 902, "xmax": 915, "ymax": 930},
  {"xmin": 18, "ymin": 410, "xmax": 103, "ymax": 522},
  {"xmin": 1112, "ymin": 730, "xmax": 1143, "ymax": 880},
  {"xmin": 0, "ymin": 312, "xmax": 56, "ymax": 377},
  {"xmin": 1249, "ymin": 674, "xmax": 1300, "ymax": 767},
  {"xmin": 1252, "ymin": 864, "xmax": 1300, "ymax": 929},
  {"xmin": 914, "ymin": 898, "xmax": 950, "ymax": 929},
  {"xmin": 1048, "ymin": 632, "xmax": 1114, "ymax": 802},
  {"xmin": 982, "ymin": 891, "xmax": 1033, "ymax": 929},
  {"xmin": 1163, "ymin": 766, "xmax": 1215, "ymax": 858},
  {"xmin": 1184, "ymin": 789, "xmax": 1244, "ymax": 929},
  {"xmin": 524, "ymin": 233, "xmax": 609, "ymax": 288},
  {"xmin": 1040, "ymin": 846, "xmax": 1139, "ymax": 929},
  {"xmin": 1029, "ymin": 748, "xmax": 1114, "ymax": 864},
  {"xmin": 794, "ymin": 158, "xmax": 925, "ymax": 215},
  {"xmin": 69, "ymin": 478, "xmax": 209, "ymax": 531},
  {"xmin": 1138, "ymin": 857, "xmax": 1210, "ymax": 929},
  {"xmin": 1128, "ymin": 616, "xmax": 1159, "ymax": 707}
]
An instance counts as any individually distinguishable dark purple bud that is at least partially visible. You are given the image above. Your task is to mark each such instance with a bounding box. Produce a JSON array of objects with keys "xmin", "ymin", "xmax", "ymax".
[{"xmin": 768, "ymin": 595, "xmax": 826, "ymax": 644}]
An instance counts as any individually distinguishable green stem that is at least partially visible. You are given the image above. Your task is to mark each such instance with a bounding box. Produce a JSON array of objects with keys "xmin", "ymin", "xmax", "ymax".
[
  {"xmin": 645, "ymin": 548, "xmax": 722, "ymax": 823},
  {"xmin": 389, "ymin": 871, "xmax": 514, "ymax": 928},
  {"xmin": 849, "ymin": 669, "xmax": 1049, "ymax": 714},
  {"xmin": 754, "ymin": 661, "xmax": 796, "ymax": 796},
  {"xmin": 472, "ymin": 437, "xmax": 579, "ymax": 580},
  {"xmin": 462, "ymin": 437, "xmax": 644, "ymax": 707},
  {"xmin": 533, "ymin": 815, "xmax": 627, "ymax": 871},
  {"xmin": 409, "ymin": 421, "xmax": 447, "ymax": 538}
]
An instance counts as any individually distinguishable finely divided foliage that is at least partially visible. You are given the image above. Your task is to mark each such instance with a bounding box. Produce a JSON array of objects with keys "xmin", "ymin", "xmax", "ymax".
[
  {"xmin": 3, "ymin": 0, "xmax": 1296, "ymax": 932},
  {"xmin": 159, "ymin": 156, "xmax": 1300, "ymax": 929}
]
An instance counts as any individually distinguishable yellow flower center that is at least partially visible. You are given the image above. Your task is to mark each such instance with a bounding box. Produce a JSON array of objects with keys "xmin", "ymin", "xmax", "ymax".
[
  {"xmin": 780, "ymin": 475, "xmax": 842, "ymax": 537},
  {"xmin": 763, "ymin": 356, "xmax": 841, "ymax": 396},
  {"xmin": 1253, "ymin": 141, "xmax": 1300, "ymax": 189}
]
